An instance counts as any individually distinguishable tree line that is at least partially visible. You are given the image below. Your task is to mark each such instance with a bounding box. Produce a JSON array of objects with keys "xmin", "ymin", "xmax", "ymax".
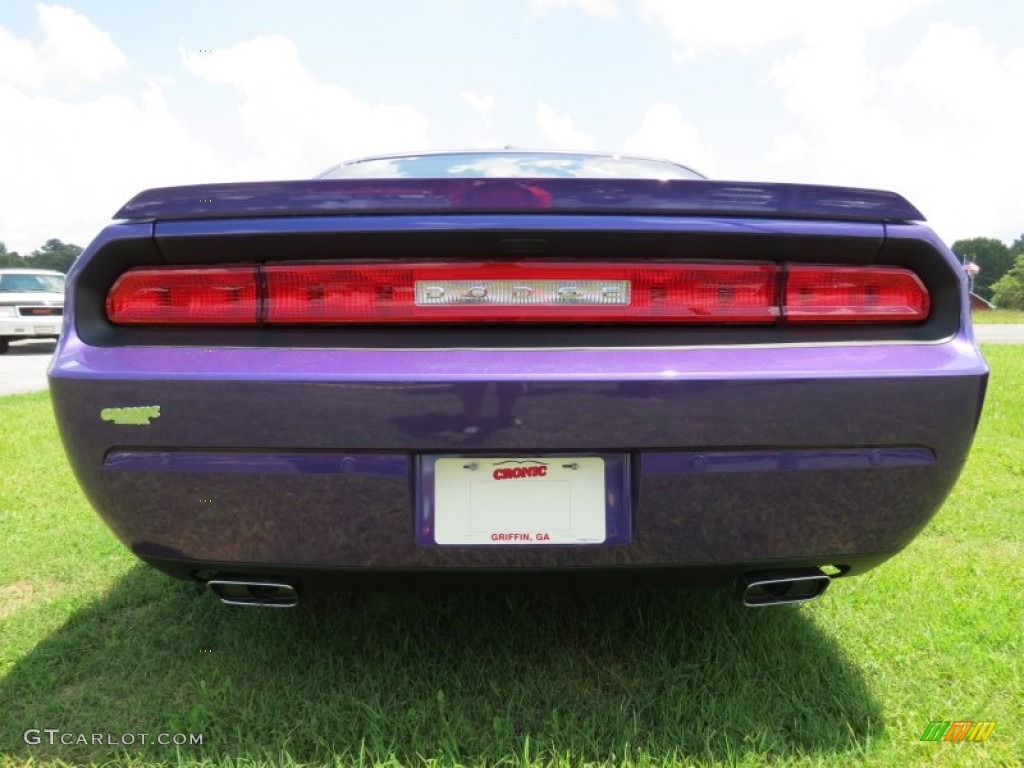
[
  {"xmin": 0, "ymin": 239, "xmax": 83, "ymax": 274},
  {"xmin": 951, "ymin": 235, "xmax": 1024, "ymax": 309}
]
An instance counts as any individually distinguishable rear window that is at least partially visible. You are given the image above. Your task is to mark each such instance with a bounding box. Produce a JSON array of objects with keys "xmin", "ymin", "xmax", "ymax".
[
  {"xmin": 318, "ymin": 152, "xmax": 704, "ymax": 181},
  {"xmin": 0, "ymin": 273, "xmax": 65, "ymax": 292}
]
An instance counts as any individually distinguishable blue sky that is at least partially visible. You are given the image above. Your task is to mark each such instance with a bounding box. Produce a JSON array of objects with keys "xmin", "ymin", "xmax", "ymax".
[{"xmin": 2, "ymin": 0, "xmax": 1022, "ymax": 253}]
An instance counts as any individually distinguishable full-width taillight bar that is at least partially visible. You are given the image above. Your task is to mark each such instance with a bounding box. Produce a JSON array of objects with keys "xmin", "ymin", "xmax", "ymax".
[{"xmin": 105, "ymin": 262, "xmax": 930, "ymax": 325}]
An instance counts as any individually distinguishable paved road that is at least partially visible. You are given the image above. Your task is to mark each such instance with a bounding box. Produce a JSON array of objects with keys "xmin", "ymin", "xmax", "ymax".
[
  {"xmin": 2, "ymin": 327, "xmax": 1022, "ymax": 397},
  {"xmin": 974, "ymin": 324, "xmax": 1024, "ymax": 344},
  {"xmin": 0, "ymin": 340, "xmax": 56, "ymax": 396}
]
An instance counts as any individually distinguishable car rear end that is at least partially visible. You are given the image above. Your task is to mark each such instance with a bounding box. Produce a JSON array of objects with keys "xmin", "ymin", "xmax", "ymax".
[{"xmin": 48, "ymin": 171, "xmax": 988, "ymax": 605}]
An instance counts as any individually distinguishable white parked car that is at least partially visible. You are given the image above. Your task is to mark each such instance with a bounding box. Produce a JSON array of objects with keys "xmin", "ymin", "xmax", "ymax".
[{"xmin": 0, "ymin": 269, "xmax": 66, "ymax": 353}]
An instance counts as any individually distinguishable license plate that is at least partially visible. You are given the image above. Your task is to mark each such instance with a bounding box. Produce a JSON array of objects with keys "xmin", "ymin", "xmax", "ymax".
[
  {"xmin": 431, "ymin": 456, "xmax": 607, "ymax": 545},
  {"xmin": 34, "ymin": 325, "xmax": 57, "ymax": 335}
]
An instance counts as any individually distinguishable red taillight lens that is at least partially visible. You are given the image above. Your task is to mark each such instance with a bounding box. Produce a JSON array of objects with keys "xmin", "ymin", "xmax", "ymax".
[
  {"xmin": 263, "ymin": 262, "xmax": 778, "ymax": 324},
  {"xmin": 105, "ymin": 262, "xmax": 930, "ymax": 326},
  {"xmin": 784, "ymin": 265, "xmax": 930, "ymax": 323},
  {"xmin": 106, "ymin": 267, "xmax": 259, "ymax": 324}
]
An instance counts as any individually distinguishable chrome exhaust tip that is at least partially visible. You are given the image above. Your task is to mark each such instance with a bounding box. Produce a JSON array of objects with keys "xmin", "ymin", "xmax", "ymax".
[
  {"xmin": 739, "ymin": 571, "xmax": 831, "ymax": 607},
  {"xmin": 207, "ymin": 578, "xmax": 298, "ymax": 607}
]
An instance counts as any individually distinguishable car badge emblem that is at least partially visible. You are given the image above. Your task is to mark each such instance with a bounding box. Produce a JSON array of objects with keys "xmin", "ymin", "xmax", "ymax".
[{"xmin": 100, "ymin": 405, "xmax": 161, "ymax": 425}]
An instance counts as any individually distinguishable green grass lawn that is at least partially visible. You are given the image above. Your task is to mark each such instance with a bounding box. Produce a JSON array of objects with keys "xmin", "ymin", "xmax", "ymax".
[
  {"xmin": 972, "ymin": 309, "xmax": 1024, "ymax": 324},
  {"xmin": 1, "ymin": 347, "xmax": 1021, "ymax": 768}
]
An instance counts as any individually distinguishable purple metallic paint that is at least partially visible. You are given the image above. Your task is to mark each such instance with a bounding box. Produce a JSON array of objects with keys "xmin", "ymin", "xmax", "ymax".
[
  {"xmin": 104, "ymin": 451, "xmax": 409, "ymax": 476},
  {"xmin": 95, "ymin": 447, "xmax": 932, "ymax": 560},
  {"xmin": 47, "ymin": 206, "xmax": 988, "ymax": 586},
  {"xmin": 51, "ymin": 338, "xmax": 985, "ymax": 381},
  {"xmin": 641, "ymin": 448, "xmax": 935, "ymax": 475},
  {"xmin": 102, "ymin": 447, "xmax": 934, "ymax": 476},
  {"xmin": 151, "ymin": 213, "xmax": 888, "ymax": 243},
  {"xmin": 115, "ymin": 178, "xmax": 925, "ymax": 223},
  {"xmin": 49, "ymin": 364, "xmax": 983, "ymax": 570}
]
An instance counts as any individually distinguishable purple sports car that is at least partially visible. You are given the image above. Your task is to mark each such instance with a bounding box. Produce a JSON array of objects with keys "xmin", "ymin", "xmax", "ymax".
[{"xmin": 49, "ymin": 150, "xmax": 988, "ymax": 607}]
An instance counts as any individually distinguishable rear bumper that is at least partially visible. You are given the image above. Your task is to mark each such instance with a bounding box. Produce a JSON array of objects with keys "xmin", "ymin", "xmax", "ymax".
[{"xmin": 48, "ymin": 337, "xmax": 988, "ymax": 580}]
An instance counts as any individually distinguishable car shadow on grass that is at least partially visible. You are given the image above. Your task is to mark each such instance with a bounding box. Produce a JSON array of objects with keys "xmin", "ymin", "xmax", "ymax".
[{"xmin": 0, "ymin": 564, "xmax": 882, "ymax": 766}]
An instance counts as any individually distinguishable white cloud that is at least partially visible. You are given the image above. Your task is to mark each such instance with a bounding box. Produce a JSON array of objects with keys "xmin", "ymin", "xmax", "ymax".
[
  {"xmin": 766, "ymin": 133, "xmax": 809, "ymax": 166},
  {"xmin": 0, "ymin": 6, "xmax": 212, "ymax": 252},
  {"xmin": 623, "ymin": 103, "xmax": 715, "ymax": 174},
  {"xmin": 878, "ymin": 23, "xmax": 1024, "ymax": 242},
  {"xmin": 884, "ymin": 22, "xmax": 1021, "ymax": 117},
  {"xmin": 642, "ymin": 0, "xmax": 934, "ymax": 59},
  {"xmin": 751, "ymin": 19, "xmax": 1024, "ymax": 244},
  {"xmin": 0, "ymin": 80, "xmax": 225, "ymax": 252},
  {"xmin": 0, "ymin": 3, "xmax": 126, "ymax": 90},
  {"xmin": 461, "ymin": 90, "xmax": 494, "ymax": 117},
  {"xmin": 531, "ymin": 0, "xmax": 617, "ymax": 19},
  {"xmin": 180, "ymin": 35, "xmax": 430, "ymax": 177},
  {"xmin": 535, "ymin": 101, "xmax": 595, "ymax": 150},
  {"xmin": 769, "ymin": 38, "xmax": 877, "ymax": 120},
  {"xmin": 638, "ymin": 3, "xmax": 1023, "ymax": 244},
  {"xmin": 756, "ymin": 34, "xmax": 925, "ymax": 184},
  {"xmin": 0, "ymin": 16, "xmax": 431, "ymax": 253},
  {"xmin": 460, "ymin": 90, "xmax": 497, "ymax": 148},
  {"xmin": 0, "ymin": 26, "xmax": 40, "ymax": 89}
]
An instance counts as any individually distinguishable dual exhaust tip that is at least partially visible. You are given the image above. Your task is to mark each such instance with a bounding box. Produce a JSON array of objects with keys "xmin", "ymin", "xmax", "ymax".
[
  {"xmin": 206, "ymin": 571, "xmax": 832, "ymax": 608},
  {"xmin": 738, "ymin": 571, "xmax": 832, "ymax": 607}
]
